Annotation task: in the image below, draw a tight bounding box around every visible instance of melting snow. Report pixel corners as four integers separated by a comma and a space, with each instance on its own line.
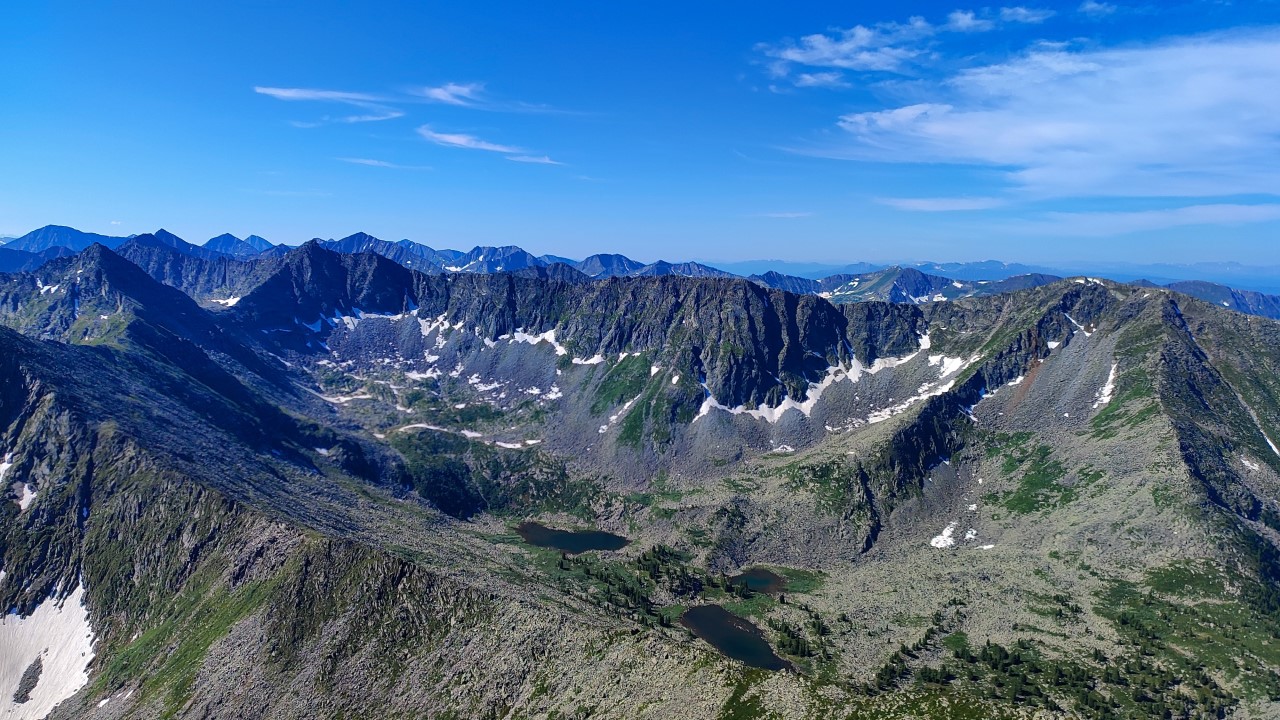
544, 385, 563, 400
1092, 363, 1118, 409
572, 354, 605, 365
770, 445, 796, 454
967, 503, 977, 511
1007, 376, 1024, 387
1064, 313, 1093, 337
4, 481, 22, 513
964, 529, 978, 541
0, 584, 96, 720
0, 453, 12, 484
928, 353, 976, 379
697, 333, 934, 425
511, 328, 568, 356
979, 544, 995, 550
930, 523, 957, 549
495, 441, 524, 449
1243, 458, 1260, 472
318, 392, 373, 404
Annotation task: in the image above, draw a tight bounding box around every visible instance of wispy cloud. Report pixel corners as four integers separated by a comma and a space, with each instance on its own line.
419, 82, 486, 106
254, 86, 403, 124
816, 30, 1280, 199
1078, 0, 1117, 17
1000, 7, 1055, 23
338, 158, 431, 170
109, 220, 122, 225
877, 197, 1006, 211
246, 189, 332, 197
945, 10, 995, 32
758, 17, 932, 75
417, 126, 522, 153
411, 81, 567, 114
793, 72, 850, 88
1014, 204, 1280, 236
759, 8, 1061, 87
755, 212, 813, 219
254, 87, 383, 103
507, 155, 563, 165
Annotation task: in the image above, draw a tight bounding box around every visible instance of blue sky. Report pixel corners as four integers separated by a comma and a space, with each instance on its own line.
2, 0, 1279, 264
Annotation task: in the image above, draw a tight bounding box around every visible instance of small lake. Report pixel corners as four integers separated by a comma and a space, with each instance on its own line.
681, 605, 789, 671
515, 521, 629, 553
729, 567, 788, 594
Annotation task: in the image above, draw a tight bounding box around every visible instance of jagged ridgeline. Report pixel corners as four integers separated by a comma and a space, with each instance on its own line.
1, 241, 1279, 719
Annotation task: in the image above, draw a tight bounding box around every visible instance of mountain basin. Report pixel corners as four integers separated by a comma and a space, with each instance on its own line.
515, 521, 629, 553
729, 567, 788, 594
680, 605, 790, 671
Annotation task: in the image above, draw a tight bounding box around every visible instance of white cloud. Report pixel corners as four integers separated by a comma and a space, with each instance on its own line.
254, 86, 403, 124
945, 10, 995, 32
1000, 7, 1055, 23
416, 126, 522, 153
506, 155, 563, 165
338, 158, 430, 170
109, 220, 122, 225
825, 30, 1280, 199
757, 17, 933, 74
1078, 0, 1117, 17
419, 82, 485, 106
1015, 204, 1280, 236
877, 197, 1006, 211
253, 87, 381, 103
794, 72, 850, 88
759, 8, 1049, 85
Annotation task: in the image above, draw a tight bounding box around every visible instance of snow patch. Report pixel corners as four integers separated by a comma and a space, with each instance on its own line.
1243, 458, 1260, 472
0, 584, 96, 720
964, 529, 978, 541
1064, 312, 1093, 337
318, 392, 373, 404
928, 353, 977, 379
697, 333, 935, 425
213, 296, 241, 307
572, 354, 605, 365
1007, 376, 1024, 387
979, 544, 995, 550
16, 481, 35, 509
930, 523, 957, 549
650, 365, 661, 377
495, 441, 525, 450
511, 328, 567, 356
1047, 341, 1060, 349
1092, 363, 1118, 409
0, 453, 12, 484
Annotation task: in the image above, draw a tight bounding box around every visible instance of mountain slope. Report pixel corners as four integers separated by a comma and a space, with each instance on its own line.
4, 225, 127, 253
1, 245, 1280, 719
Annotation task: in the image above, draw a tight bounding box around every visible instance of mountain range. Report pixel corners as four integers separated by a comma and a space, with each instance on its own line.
4, 225, 1280, 322
0, 236, 1279, 718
